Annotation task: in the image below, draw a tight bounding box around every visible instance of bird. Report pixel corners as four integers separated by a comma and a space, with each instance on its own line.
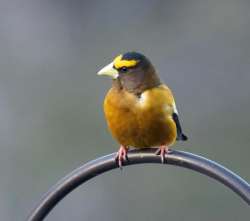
97, 52, 187, 167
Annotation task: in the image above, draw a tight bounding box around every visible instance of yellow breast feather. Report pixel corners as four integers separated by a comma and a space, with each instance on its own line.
104, 84, 177, 148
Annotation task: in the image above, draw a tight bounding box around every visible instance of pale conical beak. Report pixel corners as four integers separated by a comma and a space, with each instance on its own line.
97, 62, 119, 79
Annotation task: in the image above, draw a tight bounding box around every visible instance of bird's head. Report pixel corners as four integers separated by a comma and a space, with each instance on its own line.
97, 52, 161, 95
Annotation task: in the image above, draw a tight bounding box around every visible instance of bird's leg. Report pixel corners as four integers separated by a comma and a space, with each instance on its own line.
155, 145, 169, 163
116, 145, 129, 168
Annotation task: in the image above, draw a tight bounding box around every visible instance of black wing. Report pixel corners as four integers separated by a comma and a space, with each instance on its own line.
172, 112, 188, 141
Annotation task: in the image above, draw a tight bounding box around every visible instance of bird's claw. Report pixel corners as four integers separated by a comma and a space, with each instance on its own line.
115, 145, 128, 169
155, 145, 169, 163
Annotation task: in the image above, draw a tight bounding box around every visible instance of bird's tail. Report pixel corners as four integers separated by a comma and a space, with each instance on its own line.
177, 133, 188, 141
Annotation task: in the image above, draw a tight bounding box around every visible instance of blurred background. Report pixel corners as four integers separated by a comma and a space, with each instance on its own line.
1, 0, 250, 220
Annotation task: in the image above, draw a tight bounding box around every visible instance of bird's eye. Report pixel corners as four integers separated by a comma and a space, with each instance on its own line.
120, 66, 128, 72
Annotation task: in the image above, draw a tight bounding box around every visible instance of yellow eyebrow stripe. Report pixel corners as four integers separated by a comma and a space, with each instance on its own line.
113, 55, 139, 69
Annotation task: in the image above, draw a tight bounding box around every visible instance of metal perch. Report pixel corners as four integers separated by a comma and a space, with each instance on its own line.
27, 149, 250, 221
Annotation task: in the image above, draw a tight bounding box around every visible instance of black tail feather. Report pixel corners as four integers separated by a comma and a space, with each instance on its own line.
176, 133, 188, 141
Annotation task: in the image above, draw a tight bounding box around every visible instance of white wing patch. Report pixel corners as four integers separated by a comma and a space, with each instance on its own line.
138, 92, 147, 106
173, 101, 179, 114
138, 91, 151, 109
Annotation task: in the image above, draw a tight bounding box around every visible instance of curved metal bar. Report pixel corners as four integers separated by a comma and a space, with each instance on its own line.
27, 149, 250, 221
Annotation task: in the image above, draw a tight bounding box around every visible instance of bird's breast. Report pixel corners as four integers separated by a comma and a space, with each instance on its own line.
103, 85, 177, 147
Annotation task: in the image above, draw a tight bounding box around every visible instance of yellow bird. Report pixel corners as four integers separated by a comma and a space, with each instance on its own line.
98, 52, 187, 167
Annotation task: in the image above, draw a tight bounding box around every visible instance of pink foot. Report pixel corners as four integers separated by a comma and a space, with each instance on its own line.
116, 145, 128, 168
155, 145, 170, 163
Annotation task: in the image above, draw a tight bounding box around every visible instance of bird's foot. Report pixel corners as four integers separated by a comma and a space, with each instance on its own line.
155, 145, 170, 163
115, 145, 128, 169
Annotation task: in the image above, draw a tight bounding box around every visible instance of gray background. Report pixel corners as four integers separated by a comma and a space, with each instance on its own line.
1, 0, 250, 220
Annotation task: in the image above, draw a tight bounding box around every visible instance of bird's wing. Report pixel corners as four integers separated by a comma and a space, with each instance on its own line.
172, 102, 188, 141
157, 84, 188, 141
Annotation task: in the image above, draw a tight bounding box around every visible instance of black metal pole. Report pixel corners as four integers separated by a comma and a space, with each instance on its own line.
27, 149, 250, 221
